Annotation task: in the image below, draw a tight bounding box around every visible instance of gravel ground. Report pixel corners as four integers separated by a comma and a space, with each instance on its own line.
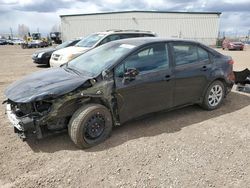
0, 45, 249, 188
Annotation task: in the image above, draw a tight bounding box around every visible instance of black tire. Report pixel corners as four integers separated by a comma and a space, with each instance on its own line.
201, 80, 225, 110
68, 104, 113, 149
46, 60, 50, 67
21, 44, 27, 49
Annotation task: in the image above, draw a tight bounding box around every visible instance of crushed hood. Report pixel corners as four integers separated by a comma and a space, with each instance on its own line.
5, 68, 92, 103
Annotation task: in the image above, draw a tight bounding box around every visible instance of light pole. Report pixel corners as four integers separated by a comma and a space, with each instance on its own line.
248, 30, 250, 43
10, 27, 13, 39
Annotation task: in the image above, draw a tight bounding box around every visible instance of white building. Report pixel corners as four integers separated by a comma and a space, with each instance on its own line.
60, 11, 221, 45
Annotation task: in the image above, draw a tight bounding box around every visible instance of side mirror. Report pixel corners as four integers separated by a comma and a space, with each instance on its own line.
123, 68, 139, 83
102, 70, 110, 79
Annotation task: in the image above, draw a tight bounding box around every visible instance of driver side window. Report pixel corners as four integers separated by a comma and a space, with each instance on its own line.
115, 43, 169, 77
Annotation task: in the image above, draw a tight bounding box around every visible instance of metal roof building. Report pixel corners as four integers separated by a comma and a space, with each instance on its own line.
60, 10, 221, 45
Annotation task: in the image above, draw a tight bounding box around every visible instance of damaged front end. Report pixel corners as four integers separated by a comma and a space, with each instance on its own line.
5, 100, 53, 139
4, 67, 117, 140
3, 67, 110, 139
4, 89, 95, 140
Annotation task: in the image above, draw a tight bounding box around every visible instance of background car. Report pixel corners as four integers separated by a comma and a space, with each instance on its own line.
32, 39, 80, 67
5, 38, 235, 148
222, 40, 244, 50
5, 39, 14, 45
0, 39, 8, 45
12, 39, 24, 45
27, 40, 48, 48
50, 30, 156, 67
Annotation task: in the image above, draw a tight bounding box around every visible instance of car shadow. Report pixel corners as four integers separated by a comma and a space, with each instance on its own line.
36, 65, 49, 68
27, 92, 250, 153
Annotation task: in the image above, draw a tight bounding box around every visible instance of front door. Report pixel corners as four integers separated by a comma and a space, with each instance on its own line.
114, 43, 174, 123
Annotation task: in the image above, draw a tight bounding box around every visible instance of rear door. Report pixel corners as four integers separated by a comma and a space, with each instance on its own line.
170, 42, 212, 106
114, 42, 174, 123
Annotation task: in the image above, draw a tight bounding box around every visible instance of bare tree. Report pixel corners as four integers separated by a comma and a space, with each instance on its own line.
18, 24, 30, 38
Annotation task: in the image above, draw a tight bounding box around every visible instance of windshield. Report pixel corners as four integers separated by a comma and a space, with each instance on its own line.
67, 42, 136, 76
56, 40, 72, 49
75, 34, 105, 48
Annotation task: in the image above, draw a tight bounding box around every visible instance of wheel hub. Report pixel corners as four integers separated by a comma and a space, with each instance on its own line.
85, 113, 105, 139
208, 84, 223, 107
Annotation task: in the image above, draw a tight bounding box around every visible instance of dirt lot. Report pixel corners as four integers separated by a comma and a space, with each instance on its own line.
0, 45, 250, 188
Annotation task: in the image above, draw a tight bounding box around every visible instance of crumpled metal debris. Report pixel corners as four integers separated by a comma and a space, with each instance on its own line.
233, 68, 250, 93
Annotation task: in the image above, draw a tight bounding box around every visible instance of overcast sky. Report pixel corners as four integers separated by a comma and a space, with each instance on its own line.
0, 0, 249, 37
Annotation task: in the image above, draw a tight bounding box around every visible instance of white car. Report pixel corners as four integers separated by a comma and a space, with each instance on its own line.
12, 39, 24, 45
49, 30, 156, 67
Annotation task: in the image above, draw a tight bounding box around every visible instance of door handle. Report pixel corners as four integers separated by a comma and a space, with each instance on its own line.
201, 66, 208, 71
164, 75, 171, 81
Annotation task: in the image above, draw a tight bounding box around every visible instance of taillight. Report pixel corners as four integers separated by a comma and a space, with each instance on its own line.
228, 60, 234, 65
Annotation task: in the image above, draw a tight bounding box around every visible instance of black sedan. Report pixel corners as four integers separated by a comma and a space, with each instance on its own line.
32, 39, 80, 66
0, 39, 7, 45
5, 38, 235, 148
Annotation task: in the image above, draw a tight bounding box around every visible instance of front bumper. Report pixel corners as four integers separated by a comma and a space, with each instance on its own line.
50, 58, 67, 67
32, 56, 49, 65
6, 104, 41, 139
6, 104, 25, 131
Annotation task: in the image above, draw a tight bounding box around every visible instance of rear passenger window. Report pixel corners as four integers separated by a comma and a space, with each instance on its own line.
172, 43, 199, 65
99, 34, 120, 45
140, 34, 155, 37
198, 47, 209, 61
119, 34, 139, 39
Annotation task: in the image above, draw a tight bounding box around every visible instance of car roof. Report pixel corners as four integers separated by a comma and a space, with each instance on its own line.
94, 30, 156, 35
111, 37, 201, 47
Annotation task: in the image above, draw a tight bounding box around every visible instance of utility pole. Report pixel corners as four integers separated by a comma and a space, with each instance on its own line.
10, 27, 13, 39
235, 30, 238, 39
248, 30, 250, 43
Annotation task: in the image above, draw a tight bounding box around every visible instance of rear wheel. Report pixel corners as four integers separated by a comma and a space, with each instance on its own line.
201, 81, 225, 110
68, 104, 112, 149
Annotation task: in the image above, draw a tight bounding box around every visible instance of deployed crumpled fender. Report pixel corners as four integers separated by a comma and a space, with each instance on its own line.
233, 68, 250, 93
234, 68, 250, 84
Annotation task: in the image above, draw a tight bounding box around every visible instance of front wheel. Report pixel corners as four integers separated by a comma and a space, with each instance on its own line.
201, 81, 225, 110
68, 104, 113, 149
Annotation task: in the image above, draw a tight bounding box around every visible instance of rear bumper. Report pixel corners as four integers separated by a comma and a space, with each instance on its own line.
225, 80, 234, 95
228, 46, 244, 50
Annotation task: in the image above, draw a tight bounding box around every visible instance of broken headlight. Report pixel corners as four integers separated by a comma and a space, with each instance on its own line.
11, 103, 33, 117
35, 101, 52, 113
